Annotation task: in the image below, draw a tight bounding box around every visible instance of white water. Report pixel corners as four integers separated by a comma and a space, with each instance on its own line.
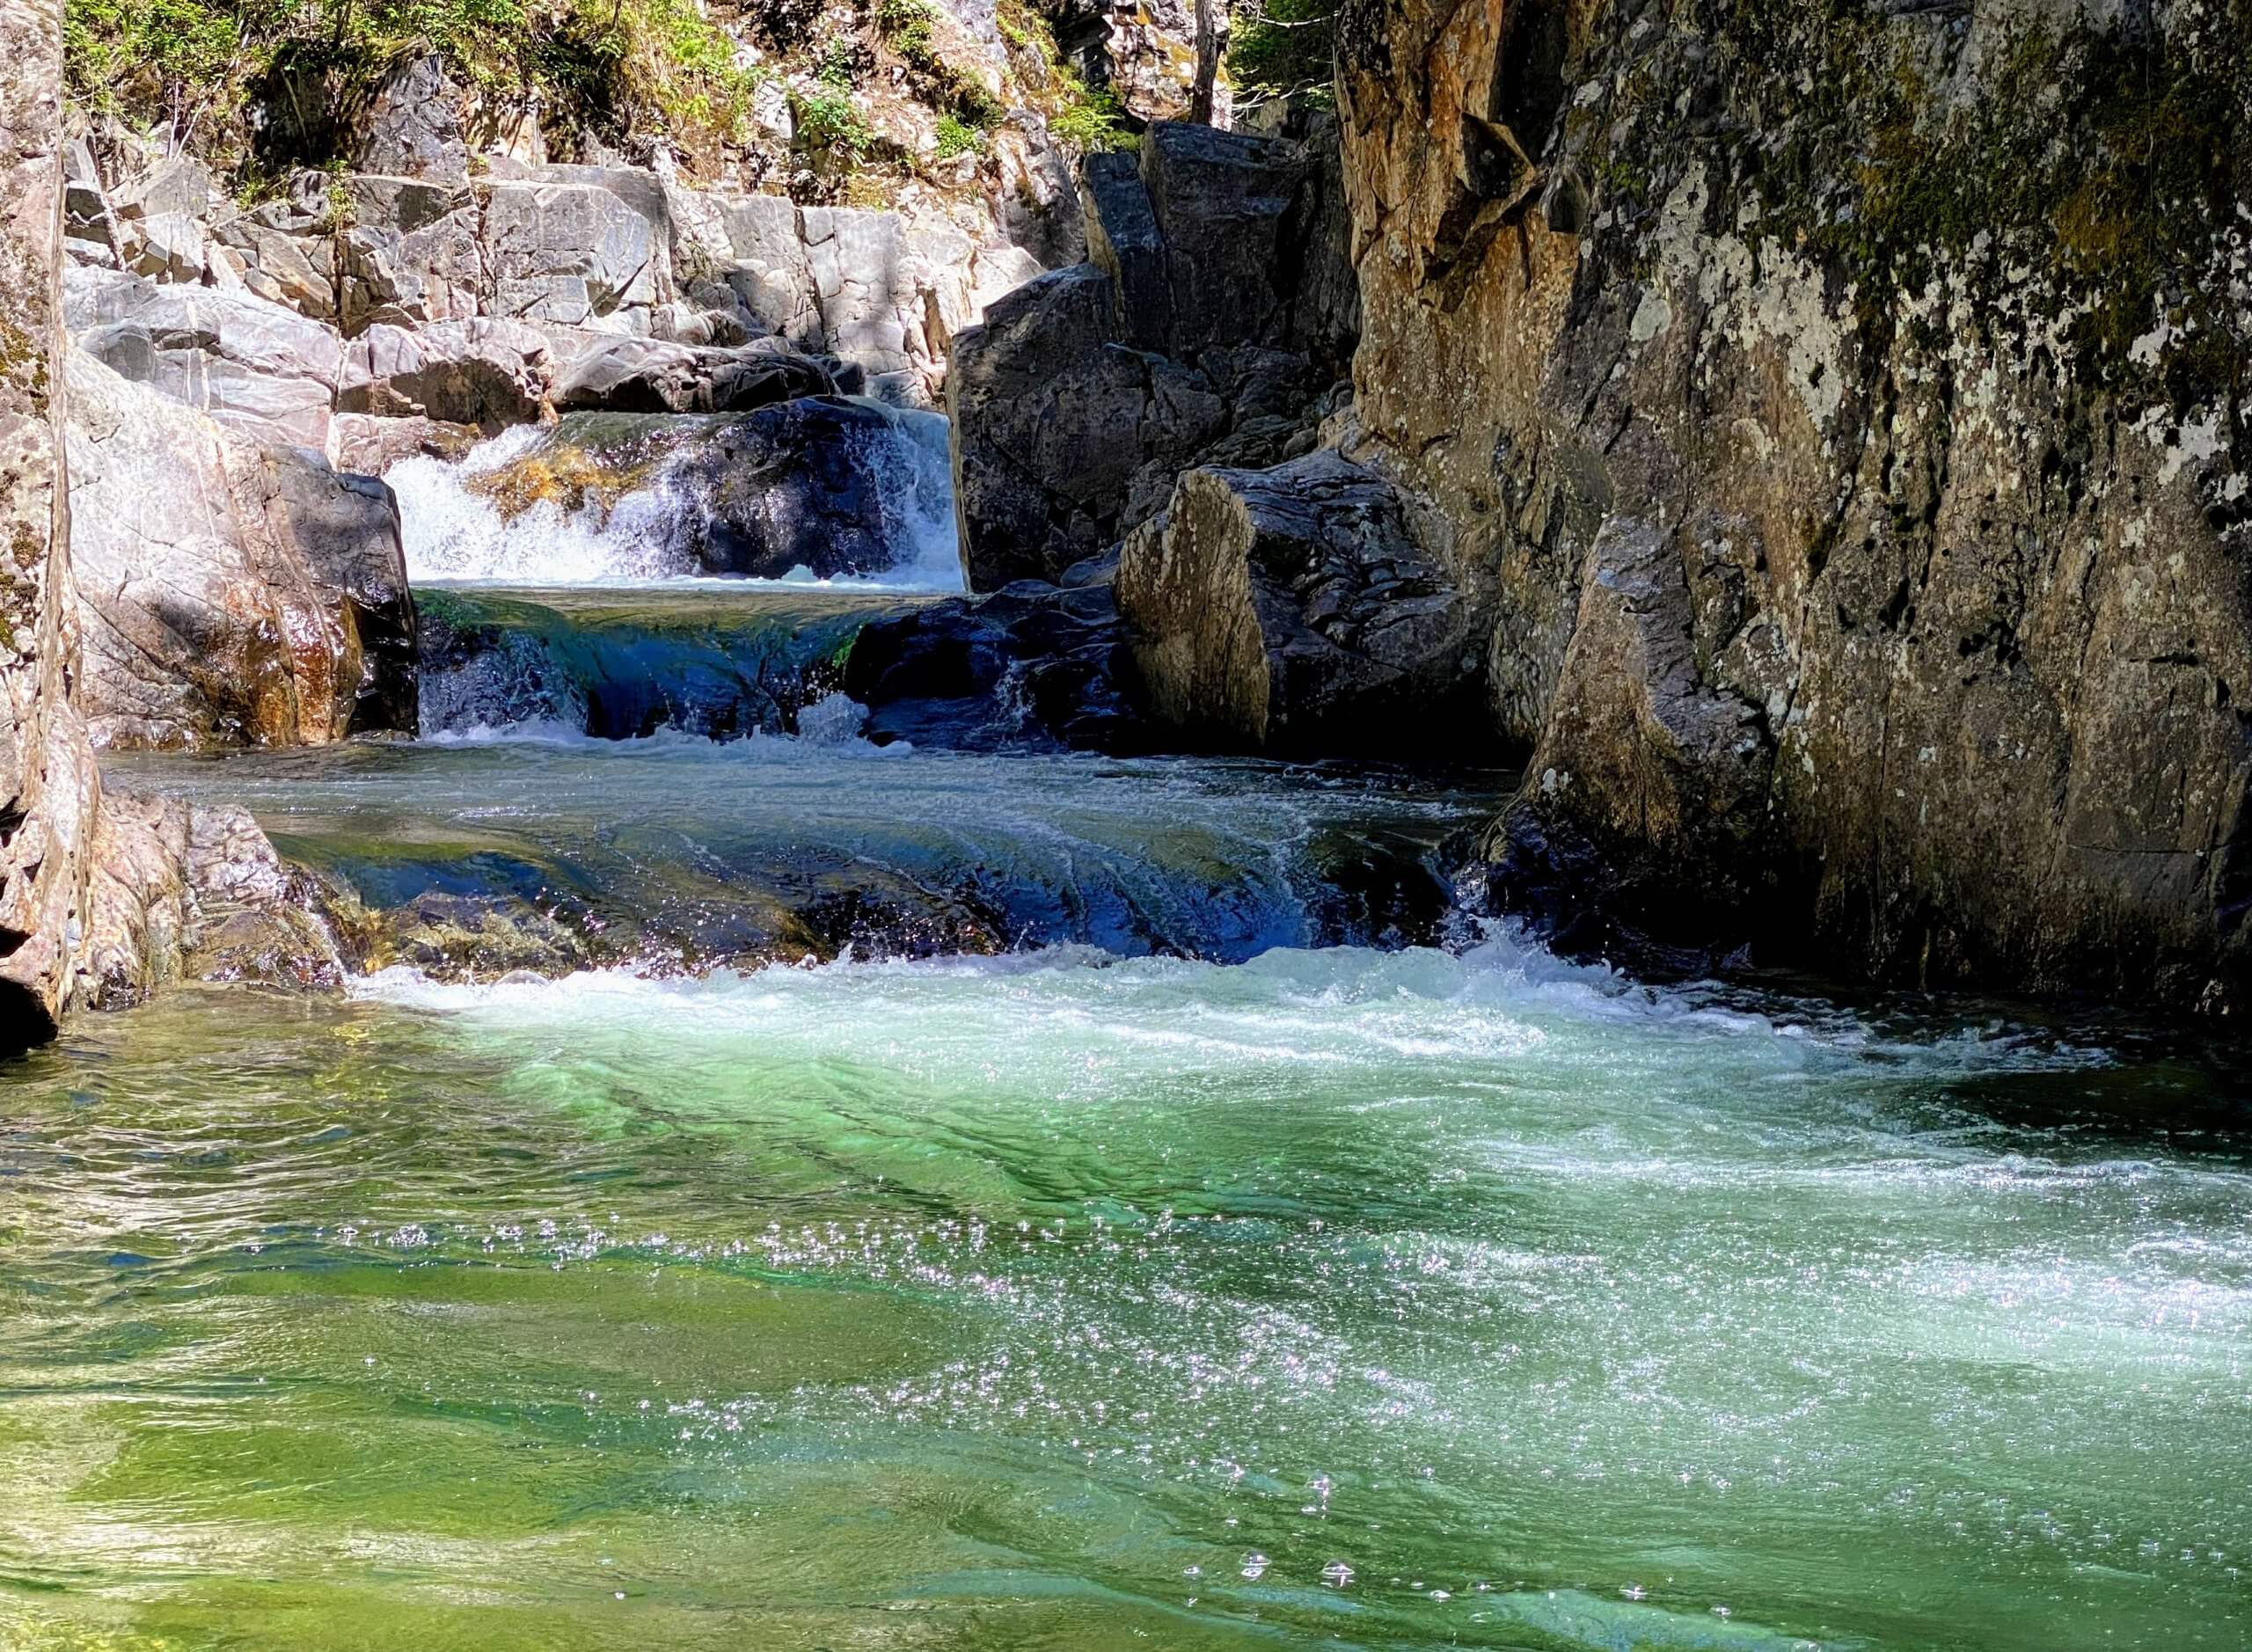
386, 400, 965, 591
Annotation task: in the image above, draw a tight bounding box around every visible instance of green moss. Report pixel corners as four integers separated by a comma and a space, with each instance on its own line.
1656, 0, 2251, 408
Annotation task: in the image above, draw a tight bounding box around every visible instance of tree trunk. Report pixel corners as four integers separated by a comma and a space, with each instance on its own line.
1189, 0, 1220, 123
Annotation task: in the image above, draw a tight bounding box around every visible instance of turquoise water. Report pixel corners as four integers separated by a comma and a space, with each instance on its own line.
3, 903, 2247, 1649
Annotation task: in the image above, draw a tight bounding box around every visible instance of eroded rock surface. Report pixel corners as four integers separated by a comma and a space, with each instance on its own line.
1118, 451, 1488, 757
949, 118, 1359, 588
66, 353, 415, 750
1334, 0, 2252, 1005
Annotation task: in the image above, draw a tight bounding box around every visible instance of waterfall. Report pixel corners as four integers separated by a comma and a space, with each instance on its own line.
384, 399, 966, 591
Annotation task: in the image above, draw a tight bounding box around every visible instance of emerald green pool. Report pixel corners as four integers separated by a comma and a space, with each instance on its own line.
3, 915, 2246, 1649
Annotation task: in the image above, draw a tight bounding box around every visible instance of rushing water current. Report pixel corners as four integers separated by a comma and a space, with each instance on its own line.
4, 574, 2250, 1649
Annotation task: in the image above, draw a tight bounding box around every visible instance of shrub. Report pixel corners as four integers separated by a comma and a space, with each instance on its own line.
932, 113, 983, 158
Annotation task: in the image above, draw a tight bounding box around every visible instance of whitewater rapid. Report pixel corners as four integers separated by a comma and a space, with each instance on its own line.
384, 399, 966, 591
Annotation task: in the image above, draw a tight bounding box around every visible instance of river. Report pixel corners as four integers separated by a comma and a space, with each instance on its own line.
1, 425, 2246, 1651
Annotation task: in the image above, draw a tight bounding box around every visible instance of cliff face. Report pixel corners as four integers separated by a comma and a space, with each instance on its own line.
1336, 0, 2252, 1006
0, 0, 102, 1042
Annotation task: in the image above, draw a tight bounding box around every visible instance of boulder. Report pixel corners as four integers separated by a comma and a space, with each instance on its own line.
83, 792, 343, 1009
340, 317, 554, 428
990, 116, 1086, 272
481, 175, 668, 324
1116, 451, 1491, 757
127, 208, 206, 281
355, 55, 471, 185
110, 152, 212, 223
338, 175, 485, 331
65, 352, 415, 750
947, 121, 1362, 590
550, 335, 833, 414
65, 265, 342, 450
719, 194, 822, 342
211, 206, 338, 319
1137, 121, 1307, 359
659, 397, 940, 578
947, 266, 1151, 587
801, 206, 917, 379
333, 410, 483, 474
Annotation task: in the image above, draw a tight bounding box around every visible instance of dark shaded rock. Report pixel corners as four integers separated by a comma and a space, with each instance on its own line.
671, 398, 918, 577
1138, 121, 1309, 358
1082, 150, 1168, 351
947, 266, 1155, 588
845, 580, 1154, 753
1116, 450, 1491, 757
552, 335, 835, 413
1328, 0, 2252, 1010
356, 55, 471, 185
340, 318, 554, 428
948, 121, 1362, 593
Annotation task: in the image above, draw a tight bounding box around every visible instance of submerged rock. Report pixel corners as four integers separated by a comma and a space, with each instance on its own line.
415, 586, 907, 741
845, 577, 1153, 752
1116, 452, 1490, 757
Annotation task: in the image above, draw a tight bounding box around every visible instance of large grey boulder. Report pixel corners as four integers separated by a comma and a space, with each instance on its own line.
340, 318, 554, 428
719, 194, 822, 342
482, 176, 667, 324
210, 193, 339, 320
550, 335, 833, 414
801, 207, 917, 379
333, 410, 482, 474
1116, 451, 1488, 756
110, 153, 212, 225
65, 265, 342, 450
65, 352, 414, 750
338, 175, 485, 332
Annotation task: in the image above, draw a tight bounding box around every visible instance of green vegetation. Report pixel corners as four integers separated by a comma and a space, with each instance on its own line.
1226, 0, 1335, 113
876, 0, 1005, 135
790, 85, 875, 162
932, 113, 984, 159
992, 0, 1133, 151
62, 0, 764, 175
